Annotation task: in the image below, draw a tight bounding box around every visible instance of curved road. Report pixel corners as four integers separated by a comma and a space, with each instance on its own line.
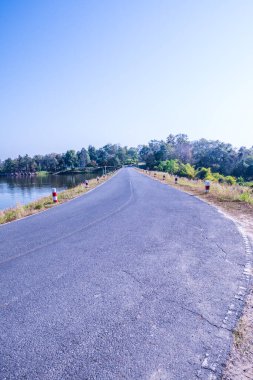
0, 168, 249, 379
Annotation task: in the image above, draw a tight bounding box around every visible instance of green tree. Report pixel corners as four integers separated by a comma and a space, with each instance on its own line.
64, 150, 78, 169
3, 158, 16, 173
77, 148, 90, 168
88, 145, 97, 162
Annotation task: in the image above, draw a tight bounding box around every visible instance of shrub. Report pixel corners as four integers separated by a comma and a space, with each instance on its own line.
34, 204, 43, 210
178, 163, 196, 179
224, 176, 237, 185
157, 162, 166, 171
237, 176, 245, 185
211, 172, 225, 182
239, 191, 253, 204
164, 159, 180, 174
3, 209, 17, 222
196, 167, 212, 180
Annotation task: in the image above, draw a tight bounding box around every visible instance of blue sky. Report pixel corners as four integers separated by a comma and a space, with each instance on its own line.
0, 0, 253, 159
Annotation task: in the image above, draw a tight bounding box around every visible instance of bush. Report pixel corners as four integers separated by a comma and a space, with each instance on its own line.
157, 162, 166, 171
239, 191, 253, 204
211, 172, 224, 182
177, 163, 196, 179
34, 204, 43, 210
237, 177, 245, 185
196, 167, 212, 180
3, 209, 17, 222
157, 159, 180, 175
224, 176, 237, 185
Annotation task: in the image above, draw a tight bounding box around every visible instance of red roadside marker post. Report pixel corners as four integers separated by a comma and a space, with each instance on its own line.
52, 188, 58, 203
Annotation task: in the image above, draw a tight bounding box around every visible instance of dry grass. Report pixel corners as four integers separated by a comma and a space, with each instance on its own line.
143, 170, 253, 204
0, 174, 114, 225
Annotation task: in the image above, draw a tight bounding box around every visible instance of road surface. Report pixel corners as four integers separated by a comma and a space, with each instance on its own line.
0, 168, 250, 379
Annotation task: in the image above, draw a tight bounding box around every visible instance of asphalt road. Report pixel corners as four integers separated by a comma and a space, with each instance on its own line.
0, 168, 249, 379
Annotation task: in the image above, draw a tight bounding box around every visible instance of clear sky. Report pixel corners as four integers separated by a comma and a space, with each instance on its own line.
0, 0, 253, 159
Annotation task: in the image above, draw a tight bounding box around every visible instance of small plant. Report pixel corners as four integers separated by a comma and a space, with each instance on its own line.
3, 209, 17, 222
34, 203, 43, 210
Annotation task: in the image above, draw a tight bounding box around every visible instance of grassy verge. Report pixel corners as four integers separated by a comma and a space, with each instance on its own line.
142, 170, 253, 204
0, 173, 114, 225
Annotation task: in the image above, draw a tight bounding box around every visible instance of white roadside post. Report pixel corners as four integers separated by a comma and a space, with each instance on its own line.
205, 180, 210, 193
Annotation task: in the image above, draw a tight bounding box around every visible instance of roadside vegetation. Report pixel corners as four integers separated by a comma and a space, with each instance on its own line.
144, 169, 253, 205
0, 174, 113, 225
139, 135, 253, 182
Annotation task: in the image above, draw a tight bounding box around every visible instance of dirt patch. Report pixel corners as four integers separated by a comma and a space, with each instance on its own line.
222, 289, 253, 380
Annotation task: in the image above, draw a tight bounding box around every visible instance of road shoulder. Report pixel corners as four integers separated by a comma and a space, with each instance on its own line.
139, 169, 253, 379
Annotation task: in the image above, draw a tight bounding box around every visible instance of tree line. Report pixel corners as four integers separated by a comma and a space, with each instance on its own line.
1, 135, 253, 181
0, 145, 138, 174
139, 134, 253, 182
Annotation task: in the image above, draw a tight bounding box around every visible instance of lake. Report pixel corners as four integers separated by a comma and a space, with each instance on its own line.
0, 171, 103, 211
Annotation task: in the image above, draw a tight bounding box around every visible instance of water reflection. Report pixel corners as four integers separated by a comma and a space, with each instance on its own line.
0, 171, 103, 210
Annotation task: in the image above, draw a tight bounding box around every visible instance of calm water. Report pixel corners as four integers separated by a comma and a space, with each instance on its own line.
0, 171, 103, 210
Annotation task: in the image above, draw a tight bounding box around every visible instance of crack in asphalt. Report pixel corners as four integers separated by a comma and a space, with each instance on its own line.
197, 226, 245, 269
214, 242, 228, 258
121, 269, 231, 333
